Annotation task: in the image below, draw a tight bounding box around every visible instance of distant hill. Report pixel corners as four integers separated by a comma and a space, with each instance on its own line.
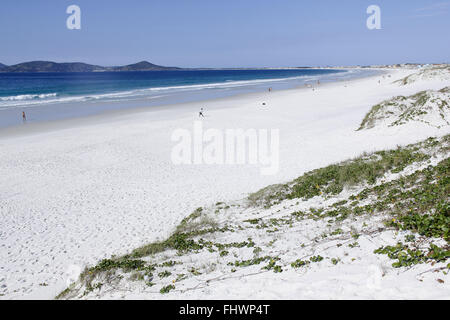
3, 61, 104, 73
111, 61, 180, 71
0, 60, 181, 73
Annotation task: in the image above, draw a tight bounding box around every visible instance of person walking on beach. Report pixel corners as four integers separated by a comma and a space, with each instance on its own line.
199, 108, 205, 118
22, 111, 26, 123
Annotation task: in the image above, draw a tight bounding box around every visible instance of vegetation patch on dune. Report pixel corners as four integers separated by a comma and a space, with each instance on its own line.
357, 87, 449, 130
248, 138, 438, 208
395, 65, 450, 86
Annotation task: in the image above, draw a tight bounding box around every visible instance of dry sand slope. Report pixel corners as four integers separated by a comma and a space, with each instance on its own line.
0, 67, 449, 299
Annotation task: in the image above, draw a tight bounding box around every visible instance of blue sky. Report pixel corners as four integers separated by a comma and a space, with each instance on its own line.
0, 0, 449, 67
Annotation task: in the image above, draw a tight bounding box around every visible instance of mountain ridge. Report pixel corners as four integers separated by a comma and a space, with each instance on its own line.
0, 60, 181, 73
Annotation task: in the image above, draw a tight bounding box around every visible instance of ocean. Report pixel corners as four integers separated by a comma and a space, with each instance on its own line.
0, 68, 379, 128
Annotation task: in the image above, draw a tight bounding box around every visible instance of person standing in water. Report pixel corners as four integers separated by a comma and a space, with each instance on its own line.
22, 111, 26, 123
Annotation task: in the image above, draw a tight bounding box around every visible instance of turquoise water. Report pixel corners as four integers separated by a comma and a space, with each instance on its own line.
0, 68, 378, 128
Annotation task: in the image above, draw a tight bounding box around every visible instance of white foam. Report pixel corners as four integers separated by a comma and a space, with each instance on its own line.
0, 93, 58, 101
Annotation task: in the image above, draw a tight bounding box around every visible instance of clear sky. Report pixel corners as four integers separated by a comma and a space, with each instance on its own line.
0, 0, 449, 67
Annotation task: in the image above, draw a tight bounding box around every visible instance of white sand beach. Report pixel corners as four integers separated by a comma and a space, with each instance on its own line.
1, 67, 449, 299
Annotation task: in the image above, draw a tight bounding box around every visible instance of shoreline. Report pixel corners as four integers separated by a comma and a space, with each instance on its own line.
0, 68, 386, 139
0, 68, 352, 130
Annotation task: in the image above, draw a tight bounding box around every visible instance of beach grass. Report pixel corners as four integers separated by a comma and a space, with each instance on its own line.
56, 134, 449, 299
